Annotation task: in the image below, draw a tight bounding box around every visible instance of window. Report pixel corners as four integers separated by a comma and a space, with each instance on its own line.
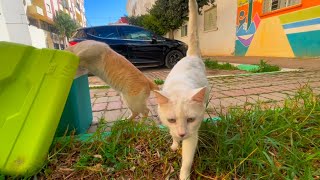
263, 0, 301, 14
87, 26, 120, 39
76, 2, 80, 11
72, 29, 87, 38
181, 25, 187, 37
28, 17, 39, 27
204, 6, 217, 31
61, 0, 69, 9
40, 20, 50, 31
119, 26, 152, 40
46, 3, 51, 13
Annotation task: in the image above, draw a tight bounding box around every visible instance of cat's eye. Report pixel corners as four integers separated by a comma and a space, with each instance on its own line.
187, 118, 196, 123
168, 118, 176, 123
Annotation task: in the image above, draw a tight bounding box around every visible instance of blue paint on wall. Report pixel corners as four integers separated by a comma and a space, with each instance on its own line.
287, 30, 320, 57
235, 40, 248, 56
283, 18, 320, 29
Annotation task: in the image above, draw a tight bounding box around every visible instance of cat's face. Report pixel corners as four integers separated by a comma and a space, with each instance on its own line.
155, 87, 206, 140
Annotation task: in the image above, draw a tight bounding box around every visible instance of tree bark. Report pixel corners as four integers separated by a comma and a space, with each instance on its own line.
168, 30, 175, 39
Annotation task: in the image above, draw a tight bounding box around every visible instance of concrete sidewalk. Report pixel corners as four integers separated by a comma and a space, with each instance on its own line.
88, 69, 320, 132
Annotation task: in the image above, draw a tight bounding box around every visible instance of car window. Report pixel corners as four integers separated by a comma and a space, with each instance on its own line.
119, 26, 152, 40
87, 26, 120, 39
156, 35, 166, 41
72, 29, 87, 38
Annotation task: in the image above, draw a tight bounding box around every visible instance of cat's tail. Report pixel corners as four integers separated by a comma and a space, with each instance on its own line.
187, 0, 201, 57
148, 79, 160, 90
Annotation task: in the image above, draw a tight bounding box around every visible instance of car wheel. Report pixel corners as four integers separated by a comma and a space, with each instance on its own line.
165, 50, 183, 69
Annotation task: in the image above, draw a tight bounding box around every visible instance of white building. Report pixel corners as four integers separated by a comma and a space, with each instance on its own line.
126, 0, 237, 56
0, 0, 86, 49
126, 0, 156, 16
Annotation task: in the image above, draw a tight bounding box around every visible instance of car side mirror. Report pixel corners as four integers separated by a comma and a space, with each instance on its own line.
151, 35, 157, 44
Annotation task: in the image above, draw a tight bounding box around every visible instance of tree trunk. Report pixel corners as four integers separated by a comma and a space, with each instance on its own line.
58, 36, 62, 50
62, 37, 66, 49
168, 30, 174, 39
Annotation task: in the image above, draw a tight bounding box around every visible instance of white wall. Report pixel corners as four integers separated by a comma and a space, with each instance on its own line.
127, 0, 156, 16
0, 2, 10, 41
0, 0, 32, 45
28, 25, 47, 48
173, 0, 237, 56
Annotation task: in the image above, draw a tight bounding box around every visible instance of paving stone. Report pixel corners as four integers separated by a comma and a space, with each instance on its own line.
88, 69, 320, 133
92, 103, 107, 112
107, 91, 118, 97
92, 111, 105, 124
95, 97, 109, 104
107, 101, 122, 110
108, 96, 121, 102
87, 124, 98, 133
104, 109, 126, 122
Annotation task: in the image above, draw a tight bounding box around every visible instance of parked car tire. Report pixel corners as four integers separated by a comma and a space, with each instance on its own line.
165, 50, 184, 69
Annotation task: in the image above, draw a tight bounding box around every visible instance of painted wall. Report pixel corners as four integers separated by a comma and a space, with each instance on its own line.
235, 0, 320, 57
174, 0, 238, 56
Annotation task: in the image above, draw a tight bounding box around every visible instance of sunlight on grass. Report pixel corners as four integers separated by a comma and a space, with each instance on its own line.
5, 86, 319, 179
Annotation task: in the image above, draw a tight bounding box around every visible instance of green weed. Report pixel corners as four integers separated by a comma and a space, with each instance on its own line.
154, 78, 165, 85
251, 60, 281, 73
89, 85, 110, 89
204, 59, 239, 70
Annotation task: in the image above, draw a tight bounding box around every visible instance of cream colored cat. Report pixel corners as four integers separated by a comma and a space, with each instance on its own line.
66, 40, 159, 120
153, 0, 208, 179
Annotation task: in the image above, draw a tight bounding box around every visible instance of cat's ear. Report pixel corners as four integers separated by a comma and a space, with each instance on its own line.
154, 90, 169, 104
191, 87, 207, 103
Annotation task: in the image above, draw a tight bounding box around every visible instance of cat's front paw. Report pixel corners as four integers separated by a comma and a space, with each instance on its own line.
170, 141, 179, 151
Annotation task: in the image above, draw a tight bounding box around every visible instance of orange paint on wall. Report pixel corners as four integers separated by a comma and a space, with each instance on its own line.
237, 1, 262, 26
259, 0, 320, 19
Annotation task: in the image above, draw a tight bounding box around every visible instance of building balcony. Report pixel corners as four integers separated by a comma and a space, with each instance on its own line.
27, 5, 54, 24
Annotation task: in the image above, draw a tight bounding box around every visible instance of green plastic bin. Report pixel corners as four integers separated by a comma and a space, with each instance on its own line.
56, 72, 93, 137
0, 42, 79, 176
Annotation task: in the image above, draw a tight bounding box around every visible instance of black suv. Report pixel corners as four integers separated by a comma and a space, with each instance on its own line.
70, 24, 188, 68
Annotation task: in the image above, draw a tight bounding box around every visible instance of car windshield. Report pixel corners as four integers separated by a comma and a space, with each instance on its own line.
119, 26, 153, 40
87, 26, 120, 39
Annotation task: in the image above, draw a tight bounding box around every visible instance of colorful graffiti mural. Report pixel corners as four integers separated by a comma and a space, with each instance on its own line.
235, 0, 320, 57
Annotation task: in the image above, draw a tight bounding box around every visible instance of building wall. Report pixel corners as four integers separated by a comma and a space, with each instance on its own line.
0, 0, 32, 45
173, 0, 237, 56
0, 2, 10, 42
235, 0, 320, 57
126, 0, 156, 16
1, 0, 86, 49
127, 0, 237, 56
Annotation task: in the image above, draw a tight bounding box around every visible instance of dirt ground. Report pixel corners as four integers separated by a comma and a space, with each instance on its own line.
210, 56, 320, 70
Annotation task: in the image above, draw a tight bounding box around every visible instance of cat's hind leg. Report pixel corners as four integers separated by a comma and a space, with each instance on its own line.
122, 92, 149, 120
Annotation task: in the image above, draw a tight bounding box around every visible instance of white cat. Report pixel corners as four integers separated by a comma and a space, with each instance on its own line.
153, 0, 208, 179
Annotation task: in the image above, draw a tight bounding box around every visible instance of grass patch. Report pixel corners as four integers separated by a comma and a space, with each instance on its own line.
89, 85, 110, 89
251, 60, 281, 73
154, 78, 165, 85
3, 86, 320, 179
205, 59, 239, 70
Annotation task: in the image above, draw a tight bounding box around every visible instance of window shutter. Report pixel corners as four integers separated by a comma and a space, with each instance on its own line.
279, 0, 287, 9
204, 7, 217, 31
263, 0, 271, 14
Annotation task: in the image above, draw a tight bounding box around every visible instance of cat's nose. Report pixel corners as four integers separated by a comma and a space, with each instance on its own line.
179, 133, 186, 138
